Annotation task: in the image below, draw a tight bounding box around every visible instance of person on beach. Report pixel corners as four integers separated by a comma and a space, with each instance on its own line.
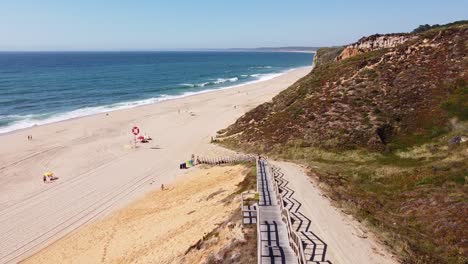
43, 175, 47, 183
161, 184, 164, 190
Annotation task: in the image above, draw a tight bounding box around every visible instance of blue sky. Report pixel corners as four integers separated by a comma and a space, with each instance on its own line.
0, 0, 466, 51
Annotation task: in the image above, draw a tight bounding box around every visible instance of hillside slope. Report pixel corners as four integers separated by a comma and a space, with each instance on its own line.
222, 24, 466, 151
219, 22, 467, 263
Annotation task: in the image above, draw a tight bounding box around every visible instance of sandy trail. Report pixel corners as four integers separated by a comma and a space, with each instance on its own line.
272, 161, 397, 264
0, 67, 311, 263
21, 165, 248, 264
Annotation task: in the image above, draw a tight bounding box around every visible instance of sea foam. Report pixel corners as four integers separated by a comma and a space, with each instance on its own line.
0, 68, 302, 134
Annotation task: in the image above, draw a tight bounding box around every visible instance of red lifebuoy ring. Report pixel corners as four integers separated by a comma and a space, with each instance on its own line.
132, 126, 140, 135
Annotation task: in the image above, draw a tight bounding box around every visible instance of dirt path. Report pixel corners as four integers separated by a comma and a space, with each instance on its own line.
272, 161, 398, 264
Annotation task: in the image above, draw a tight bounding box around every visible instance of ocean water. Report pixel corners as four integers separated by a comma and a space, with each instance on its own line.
0, 51, 313, 133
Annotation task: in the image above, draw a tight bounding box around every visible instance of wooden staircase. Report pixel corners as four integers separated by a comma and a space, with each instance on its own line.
257, 159, 298, 264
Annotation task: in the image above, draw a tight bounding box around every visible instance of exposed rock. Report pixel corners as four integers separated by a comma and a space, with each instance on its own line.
336, 34, 415, 61
448, 136, 464, 149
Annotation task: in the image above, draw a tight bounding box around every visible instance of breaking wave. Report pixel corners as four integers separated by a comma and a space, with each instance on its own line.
0, 68, 304, 134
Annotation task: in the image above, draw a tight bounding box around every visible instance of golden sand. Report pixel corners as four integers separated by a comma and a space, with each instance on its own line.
22, 165, 247, 264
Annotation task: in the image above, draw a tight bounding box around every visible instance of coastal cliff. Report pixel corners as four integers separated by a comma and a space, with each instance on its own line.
219, 21, 468, 263
336, 33, 414, 61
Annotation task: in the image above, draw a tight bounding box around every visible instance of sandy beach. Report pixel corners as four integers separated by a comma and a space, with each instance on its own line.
21, 165, 250, 264
0, 67, 311, 263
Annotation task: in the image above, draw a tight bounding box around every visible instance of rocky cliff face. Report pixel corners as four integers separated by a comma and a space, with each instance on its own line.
336, 33, 414, 61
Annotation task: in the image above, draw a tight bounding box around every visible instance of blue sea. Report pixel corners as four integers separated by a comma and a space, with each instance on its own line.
0, 51, 313, 133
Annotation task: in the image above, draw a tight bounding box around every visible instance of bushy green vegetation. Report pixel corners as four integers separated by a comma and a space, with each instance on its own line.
412, 20, 468, 33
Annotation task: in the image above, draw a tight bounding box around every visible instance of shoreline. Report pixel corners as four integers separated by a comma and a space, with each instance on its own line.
0, 66, 311, 136
0, 66, 311, 263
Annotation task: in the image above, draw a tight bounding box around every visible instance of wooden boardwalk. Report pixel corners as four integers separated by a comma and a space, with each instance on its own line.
257, 159, 298, 264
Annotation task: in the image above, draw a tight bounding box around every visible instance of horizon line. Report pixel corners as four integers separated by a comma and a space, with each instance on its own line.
0, 47, 321, 53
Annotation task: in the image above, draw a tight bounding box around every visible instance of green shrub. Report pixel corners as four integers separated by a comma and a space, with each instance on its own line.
441, 79, 468, 121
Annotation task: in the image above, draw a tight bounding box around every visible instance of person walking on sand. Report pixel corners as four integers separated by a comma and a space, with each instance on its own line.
161, 184, 165, 191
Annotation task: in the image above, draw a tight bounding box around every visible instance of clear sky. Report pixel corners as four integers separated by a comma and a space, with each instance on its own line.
0, 0, 466, 51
